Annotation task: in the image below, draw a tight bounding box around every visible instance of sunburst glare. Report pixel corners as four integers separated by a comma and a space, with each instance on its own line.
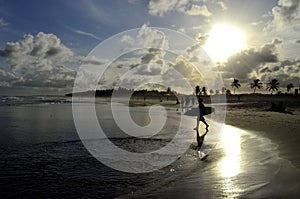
203, 24, 246, 63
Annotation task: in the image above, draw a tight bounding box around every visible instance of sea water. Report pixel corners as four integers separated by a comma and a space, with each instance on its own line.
0, 96, 299, 198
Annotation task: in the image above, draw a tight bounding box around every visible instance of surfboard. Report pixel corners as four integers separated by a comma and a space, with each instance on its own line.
184, 107, 215, 116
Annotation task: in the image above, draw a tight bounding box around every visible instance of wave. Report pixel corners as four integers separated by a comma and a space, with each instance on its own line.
0, 95, 72, 106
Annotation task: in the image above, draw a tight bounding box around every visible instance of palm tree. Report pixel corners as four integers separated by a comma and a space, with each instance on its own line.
286, 83, 294, 94
266, 79, 280, 94
231, 78, 241, 94
250, 79, 263, 94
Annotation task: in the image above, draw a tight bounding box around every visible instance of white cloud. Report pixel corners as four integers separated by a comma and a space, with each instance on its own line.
137, 24, 169, 49
0, 69, 19, 86
148, 0, 212, 17
148, 0, 178, 16
195, 33, 209, 45
120, 35, 135, 45
0, 32, 76, 88
271, 0, 300, 28
186, 5, 212, 16
1, 32, 73, 71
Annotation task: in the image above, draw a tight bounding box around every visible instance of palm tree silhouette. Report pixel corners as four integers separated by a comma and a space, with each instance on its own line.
286, 83, 294, 94
267, 79, 280, 94
250, 79, 263, 94
231, 78, 241, 94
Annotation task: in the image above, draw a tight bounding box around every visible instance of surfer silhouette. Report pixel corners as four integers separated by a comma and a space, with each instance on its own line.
195, 96, 209, 130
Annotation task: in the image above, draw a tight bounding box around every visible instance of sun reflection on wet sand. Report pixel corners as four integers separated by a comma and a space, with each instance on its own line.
220, 125, 242, 177
219, 125, 243, 197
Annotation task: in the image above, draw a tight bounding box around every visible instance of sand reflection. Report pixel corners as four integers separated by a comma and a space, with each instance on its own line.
220, 125, 241, 178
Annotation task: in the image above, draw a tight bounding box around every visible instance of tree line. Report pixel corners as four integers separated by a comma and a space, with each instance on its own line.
231, 78, 296, 94
194, 78, 297, 96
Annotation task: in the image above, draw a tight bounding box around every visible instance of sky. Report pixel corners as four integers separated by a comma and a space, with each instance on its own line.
0, 0, 299, 95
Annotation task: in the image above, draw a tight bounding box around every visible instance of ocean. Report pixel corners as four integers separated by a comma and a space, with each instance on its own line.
0, 96, 299, 198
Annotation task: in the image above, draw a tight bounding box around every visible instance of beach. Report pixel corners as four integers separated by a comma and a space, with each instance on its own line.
225, 102, 300, 169
0, 96, 299, 198
142, 99, 300, 198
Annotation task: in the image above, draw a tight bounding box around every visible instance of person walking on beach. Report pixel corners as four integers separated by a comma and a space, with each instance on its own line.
195, 96, 209, 130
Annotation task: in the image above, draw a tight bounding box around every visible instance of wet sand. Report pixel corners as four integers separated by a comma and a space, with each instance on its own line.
127, 98, 300, 198
224, 103, 300, 169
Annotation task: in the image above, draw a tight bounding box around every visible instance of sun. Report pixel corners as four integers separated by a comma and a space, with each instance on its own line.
203, 24, 246, 63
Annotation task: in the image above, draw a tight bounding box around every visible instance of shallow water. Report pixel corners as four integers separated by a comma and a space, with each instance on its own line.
0, 97, 299, 198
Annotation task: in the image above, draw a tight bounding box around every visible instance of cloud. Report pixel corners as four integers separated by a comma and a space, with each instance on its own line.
1, 32, 73, 69
0, 69, 19, 86
120, 24, 169, 51
79, 56, 109, 65
271, 0, 300, 28
186, 5, 212, 16
0, 18, 8, 26
250, 58, 300, 87
219, 39, 282, 81
141, 48, 165, 64
217, 1, 227, 11
134, 63, 162, 76
73, 29, 101, 40
137, 24, 169, 49
195, 33, 209, 45
148, 0, 212, 17
0, 32, 76, 88
148, 0, 179, 16
120, 35, 135, 45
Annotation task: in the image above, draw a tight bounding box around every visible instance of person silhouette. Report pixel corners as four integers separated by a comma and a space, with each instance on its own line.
195, 96, 209, 130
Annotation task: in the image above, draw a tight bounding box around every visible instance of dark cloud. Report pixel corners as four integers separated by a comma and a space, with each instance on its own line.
45, 47, 63, 58
140, 48, 165, 64
250, 58, 300, 88
220, 39, 282, 81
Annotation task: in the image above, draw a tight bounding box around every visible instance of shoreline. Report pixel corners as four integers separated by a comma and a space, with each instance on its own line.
224, 104, 300, 169
126, 98, 300, 169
